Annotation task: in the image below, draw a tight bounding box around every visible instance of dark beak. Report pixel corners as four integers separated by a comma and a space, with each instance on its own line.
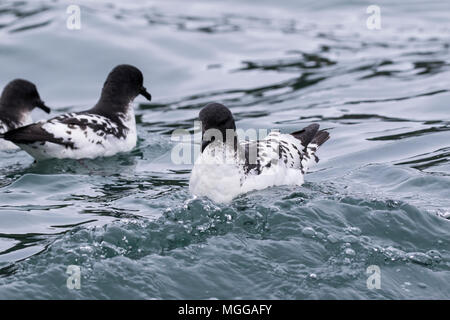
201, 140, 211, 153
201, 133, 215, 152
36, 100, 51, 114
140, 87, 152, 101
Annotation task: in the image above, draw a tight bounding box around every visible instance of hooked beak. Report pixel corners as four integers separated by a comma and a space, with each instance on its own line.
201, 140, 213, 153
36, 100, 51, 114
140, 87, 152, 101
201, 133, 215, 152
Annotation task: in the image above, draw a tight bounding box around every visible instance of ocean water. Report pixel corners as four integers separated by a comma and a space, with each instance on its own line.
0, 0, 449, 299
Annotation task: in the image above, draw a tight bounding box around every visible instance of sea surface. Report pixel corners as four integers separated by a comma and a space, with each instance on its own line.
0, 0, 449, 299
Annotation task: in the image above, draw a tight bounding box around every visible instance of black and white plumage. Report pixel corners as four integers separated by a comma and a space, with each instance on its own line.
189, 103, 330, 203
0, 79, 50, 150
0, 65, 151, 160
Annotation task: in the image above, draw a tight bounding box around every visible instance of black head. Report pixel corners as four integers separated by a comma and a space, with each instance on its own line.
199, 103, 236, 152
97, 65, 151, 109
0, 79, 50, 117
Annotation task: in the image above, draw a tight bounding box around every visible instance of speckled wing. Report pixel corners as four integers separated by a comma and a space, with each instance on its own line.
242, 124, 329, 176
2, 112, 124, 149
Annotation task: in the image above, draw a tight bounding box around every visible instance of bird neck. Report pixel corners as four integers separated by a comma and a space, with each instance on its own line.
0, 101, 28, 128
90, 96, 133, 118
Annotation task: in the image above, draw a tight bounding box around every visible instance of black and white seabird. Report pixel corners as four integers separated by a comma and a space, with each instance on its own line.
0, 64, 151, 160
0, 79, 50, 150
189, 103, 330, 203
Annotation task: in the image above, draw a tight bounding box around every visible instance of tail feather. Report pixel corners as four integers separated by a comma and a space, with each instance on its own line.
310, 130, 330, 147
291, 123, 330, 149
294, 124, 330, 170
291, 123, 320, 148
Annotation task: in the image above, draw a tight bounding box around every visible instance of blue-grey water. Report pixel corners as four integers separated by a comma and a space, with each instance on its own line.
0, 0, 449, 299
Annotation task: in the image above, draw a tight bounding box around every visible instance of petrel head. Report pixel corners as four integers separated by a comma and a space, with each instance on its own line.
100, 64, 151, 104
199, 102, 236, 152
0, 79, 51, 116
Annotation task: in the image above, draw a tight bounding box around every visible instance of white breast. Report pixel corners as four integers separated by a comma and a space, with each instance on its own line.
189, 142, 243, 203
